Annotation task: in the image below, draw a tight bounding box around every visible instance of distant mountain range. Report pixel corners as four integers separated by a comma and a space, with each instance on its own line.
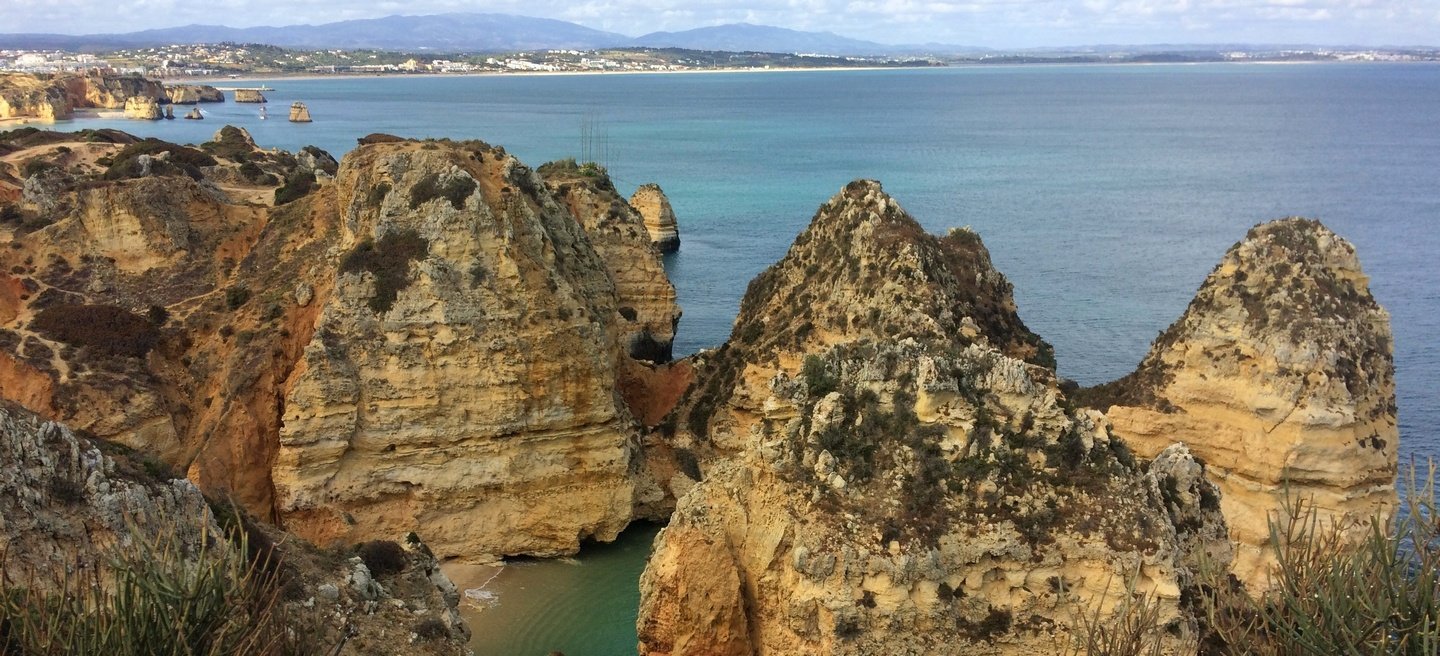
0, 13, 970, 56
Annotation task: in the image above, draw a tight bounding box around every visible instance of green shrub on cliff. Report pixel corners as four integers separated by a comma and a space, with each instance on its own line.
0, 512, 288, 656
30, 304, 159, 358
409, 172, 476, 210
273, 171, 315, 206
340, 229, 429, 314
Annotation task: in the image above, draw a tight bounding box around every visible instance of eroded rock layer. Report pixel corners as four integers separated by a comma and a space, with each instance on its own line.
1083, 218, 1397, 588
630, 183, 680, 253
272, 141, 646, 560
1, 129, 662, 560
539, 161, 681, 363
638, 183, 1232, 655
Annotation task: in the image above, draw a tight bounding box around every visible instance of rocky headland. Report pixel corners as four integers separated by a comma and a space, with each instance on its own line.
0, 126, 1400, 654
0, 72, 170, 121
1078, 218, 1397, 589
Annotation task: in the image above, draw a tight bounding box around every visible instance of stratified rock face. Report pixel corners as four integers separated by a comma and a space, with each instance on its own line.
639, 338, 1229, 655
1087, 218, 1397, 589
630, 183, 680, 253
166, 84, 224, 104
1, 72, 166, 121
123, 96, 163, 120
681, 180, 1054, 453
540, 161, 681, 363
638, 183, 1231, 655
0, 400, 216, 578
0, 73, 73, 120
273, 141, 642, 560
289, 102, 313, 123
233, 89, 267, 103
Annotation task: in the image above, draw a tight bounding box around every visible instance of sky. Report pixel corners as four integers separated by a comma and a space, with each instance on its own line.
2, 0, 1438, 47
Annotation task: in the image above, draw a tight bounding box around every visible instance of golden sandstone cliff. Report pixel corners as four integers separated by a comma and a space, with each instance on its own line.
0, 72, 169, 121
1081, 218, 1397, 589
630, 183, 681, 253
0, 124, 1401, 654
0, 127, 677, 561
637, 181, 1234, 655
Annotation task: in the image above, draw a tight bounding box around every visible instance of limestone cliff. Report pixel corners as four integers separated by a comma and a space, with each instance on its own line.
0, 73, 72, 120
1, 72, 167, 121
0, 401, 471, 655
166, 84, 225, 104
678, 180, 1053, 454
638, 183, 1231, 654
539, 160, 681, 363
273, 140, 648, 560
0, 129, 679, 561
123, 96, 163, 120
234, 89, 267, 103
630, 183, 680, 253
1082, 218, 1397, 589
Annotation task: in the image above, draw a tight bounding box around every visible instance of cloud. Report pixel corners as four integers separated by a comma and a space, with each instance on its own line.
0, 0, 1435, 46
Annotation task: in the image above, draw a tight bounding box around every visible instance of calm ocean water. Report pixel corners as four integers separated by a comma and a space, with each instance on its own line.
73, 63, 1440, 655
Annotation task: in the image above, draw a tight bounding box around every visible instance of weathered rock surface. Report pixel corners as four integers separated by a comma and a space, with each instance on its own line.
1082, 218, 1397, 589
1, 72, 167, 121
678, 180, 1053, 454
637, 182, 1231, 655
234, 89, 267, 103
630, 183, 680, 253
123, 96, 163, 120
166, 84, 224, 104
0, 401, 471, 655
0, 130, 680, 561
289, 101, 313, 122
540, 160, 681, 363
0, 73, 72, 120
184, 107, 204, 119
272, 141, 649, 560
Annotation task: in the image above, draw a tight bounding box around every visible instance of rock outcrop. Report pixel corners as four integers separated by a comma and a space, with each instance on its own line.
166, 84, 224, 104
184, 107, 204, 119
540, 160, 681, 363
289, 101, 313, 122
124, 96, 163, 120
234, 89, 267, 103
638, 182, 1231, 655
0, 131, 677, 561
1082, 218, 1397, 589
630, 183, 680, 253
0, 401, 471, 655
1, 72, 168, 121
0, 73, 72, 120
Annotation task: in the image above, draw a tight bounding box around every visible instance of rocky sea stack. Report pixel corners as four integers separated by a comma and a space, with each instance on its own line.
637, 181, 1235, 655
1081, 217, 1397, 588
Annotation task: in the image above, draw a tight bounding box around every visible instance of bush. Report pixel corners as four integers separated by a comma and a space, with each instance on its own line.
1195, 469, 1440, 656
225, 285, 251, 310
0, 510, 286, 656
340, 230, 429, 314
273, 171, 315, 206
409, 172, 476, 210
30, 304, 159, 358
357, 540, 407, 577
103, 139, 216, 181
411, 618, 449, 641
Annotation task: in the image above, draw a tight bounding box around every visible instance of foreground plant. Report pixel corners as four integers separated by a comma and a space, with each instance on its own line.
1, 510, 286, 656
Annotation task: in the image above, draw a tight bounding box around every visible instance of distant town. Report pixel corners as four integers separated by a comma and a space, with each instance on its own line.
2, 42, 1437, 79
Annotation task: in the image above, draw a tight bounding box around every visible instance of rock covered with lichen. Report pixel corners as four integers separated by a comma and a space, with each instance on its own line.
1085, 217, 1397, 589
637, 182, 1230, 655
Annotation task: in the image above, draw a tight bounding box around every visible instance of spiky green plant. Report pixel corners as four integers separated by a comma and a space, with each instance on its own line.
1067, 569, 1182, 656
1198, 463, 1440, 656
1, 511, 285, 656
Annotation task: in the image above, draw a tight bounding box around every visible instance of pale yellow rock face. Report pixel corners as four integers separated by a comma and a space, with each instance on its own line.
541, 164, 681, 363
123, 96, 163, 120
641, 183, 1230, 655
630, 183, 680, 253
640, 341, 1228, 656
1094, 218, 1397, 590
274, 142, 642, 560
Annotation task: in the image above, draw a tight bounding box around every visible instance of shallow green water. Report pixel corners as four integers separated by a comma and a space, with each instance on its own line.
444, 523, 662, 656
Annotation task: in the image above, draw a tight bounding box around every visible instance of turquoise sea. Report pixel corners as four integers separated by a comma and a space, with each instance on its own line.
71, 63, 1440, 655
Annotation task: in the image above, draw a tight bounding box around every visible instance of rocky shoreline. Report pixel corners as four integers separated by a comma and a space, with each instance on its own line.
0, 126, 1401, 655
